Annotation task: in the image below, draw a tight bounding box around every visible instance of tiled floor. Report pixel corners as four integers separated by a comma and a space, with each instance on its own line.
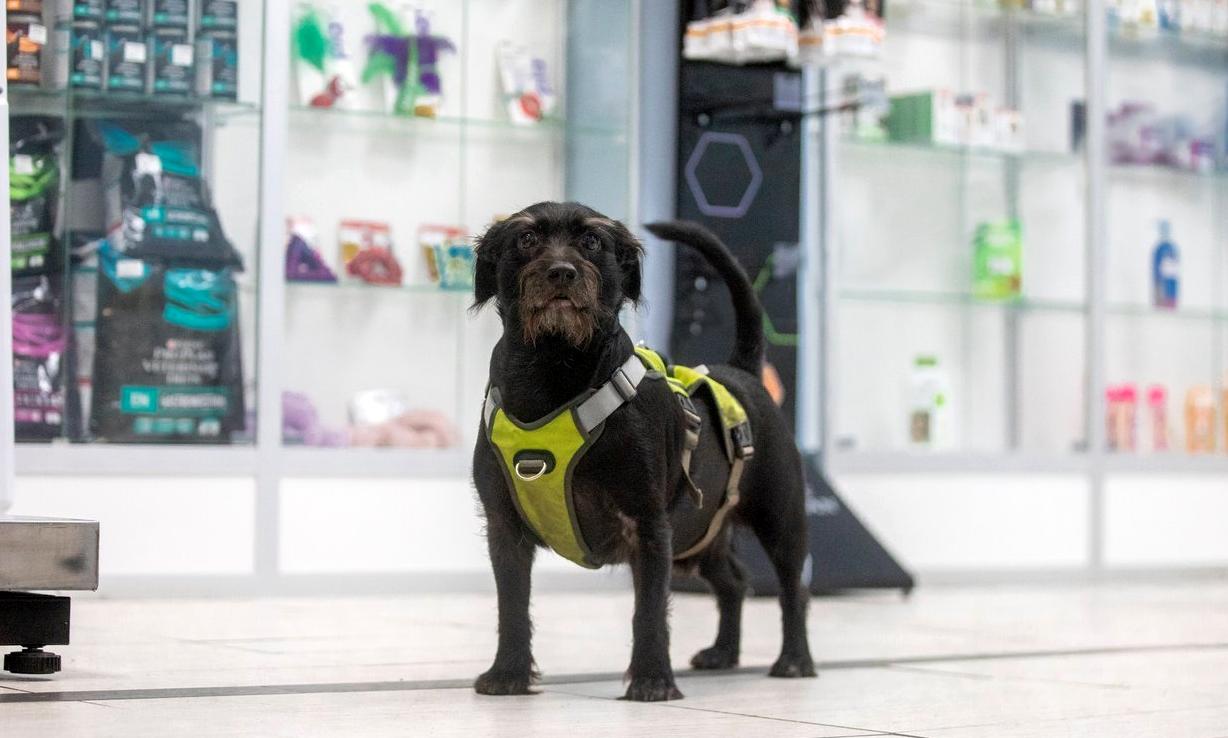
3, 580, 1228, 736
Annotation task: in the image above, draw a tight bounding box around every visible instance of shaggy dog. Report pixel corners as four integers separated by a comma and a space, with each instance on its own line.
471, 201, 814, 701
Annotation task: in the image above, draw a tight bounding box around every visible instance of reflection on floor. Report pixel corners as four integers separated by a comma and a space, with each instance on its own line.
3, 580, 1228, 737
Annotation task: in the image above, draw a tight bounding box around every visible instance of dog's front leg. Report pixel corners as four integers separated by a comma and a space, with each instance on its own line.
474, 509, 539, 695
624, 514, 683, 701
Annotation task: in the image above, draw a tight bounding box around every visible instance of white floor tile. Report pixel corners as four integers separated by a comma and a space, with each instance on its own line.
3, 581, 1228, 736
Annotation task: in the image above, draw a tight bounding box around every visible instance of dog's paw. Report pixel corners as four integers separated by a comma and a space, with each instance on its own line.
474, 668, 538, 696
768, 653, 817, 678
622, 676, 684, 702
690, 645, 739, 671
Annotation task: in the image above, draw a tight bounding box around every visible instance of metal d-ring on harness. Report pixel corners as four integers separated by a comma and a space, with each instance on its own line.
483, 346, 754, 568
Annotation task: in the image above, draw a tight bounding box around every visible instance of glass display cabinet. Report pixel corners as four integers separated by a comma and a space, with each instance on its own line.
6, 0, 638, 583
275, 0, 635, 475
824, 0, 1090, 463
819, 0, 1226, 474
7, 0, 267, 460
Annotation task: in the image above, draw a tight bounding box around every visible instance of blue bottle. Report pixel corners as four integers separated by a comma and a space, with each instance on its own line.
1152, 220, 1179, 309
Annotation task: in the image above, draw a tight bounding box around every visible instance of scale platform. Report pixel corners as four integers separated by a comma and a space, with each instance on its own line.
0, 516, 99, 675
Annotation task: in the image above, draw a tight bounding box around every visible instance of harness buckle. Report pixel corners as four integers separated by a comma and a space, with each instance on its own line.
610, 368, 637, 402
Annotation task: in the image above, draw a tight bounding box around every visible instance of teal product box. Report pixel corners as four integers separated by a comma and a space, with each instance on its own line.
434, 242, 476, 290
66, 0, 105, 21
195, 31, 237, 100
105, 24, 146, 92
198, 0, 237, 31
62, 20, 104, 89
150, 0, 189, 28
104, 0, 144, 25
149, 27, 192, 95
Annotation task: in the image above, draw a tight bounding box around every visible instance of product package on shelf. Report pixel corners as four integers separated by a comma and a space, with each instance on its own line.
7, 12, 49, 87
150, 27, 195, 97
9, 116, 65, 276
151, 0, 190, 28
285, 216, 337, 282
67, 232, 105, 441
104, 24, 147, 93
93, 119, 242, 267
339, 219, 401, 285
363, 3, 455, 117
496, 41, 555, 125
972, 219, 1023, 300
348, 389, 459, 449
50, 19, 106, 91
63, 0, 106, 22
104, 0, 144, 26
884, 89, 1023, 151
89, 241, 246, 443
416, 223, 471, 288
195, 28, 238, 100
11, 275, 67, 441
292, 2, 357, 109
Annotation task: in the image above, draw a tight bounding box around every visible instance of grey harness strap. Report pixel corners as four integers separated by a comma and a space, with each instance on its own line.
574, 353, 647, 433
483, 352, 648, 435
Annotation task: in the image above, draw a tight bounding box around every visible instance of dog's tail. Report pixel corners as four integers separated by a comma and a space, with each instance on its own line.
644, 220, 765, 376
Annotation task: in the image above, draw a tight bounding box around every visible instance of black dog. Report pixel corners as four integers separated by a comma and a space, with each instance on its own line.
471, 201, 814, 701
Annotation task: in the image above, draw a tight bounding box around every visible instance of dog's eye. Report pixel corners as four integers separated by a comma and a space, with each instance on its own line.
580, 233, 600, 252
517, 231, 539, 250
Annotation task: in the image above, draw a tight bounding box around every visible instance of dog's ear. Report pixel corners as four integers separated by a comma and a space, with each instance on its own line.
472, 223, 507, 309
611, 220, 644, 304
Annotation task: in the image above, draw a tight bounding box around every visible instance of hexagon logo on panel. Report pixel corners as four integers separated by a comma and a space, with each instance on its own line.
684, 132, 763, 219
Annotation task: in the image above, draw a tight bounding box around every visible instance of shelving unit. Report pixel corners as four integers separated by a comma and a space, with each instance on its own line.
2, 0, 637, 586
811, 0, 1227, 483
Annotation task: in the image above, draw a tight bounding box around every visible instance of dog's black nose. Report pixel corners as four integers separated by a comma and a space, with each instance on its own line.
547, 262, 578, 284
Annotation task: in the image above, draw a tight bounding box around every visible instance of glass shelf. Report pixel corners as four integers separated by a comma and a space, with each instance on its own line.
7, 87, 261, 123
843, 138, 1228, 181
888, 0, 1228, 68
885, 0, 1085, 45
1108, 24, 1228, 67
1106, 303, 1228, 322
839, 287, 1085, 314
1108, 162, 1228, 184
841, 137, 1079, 166
288, 105, 626, 141
286, 280, 472, 298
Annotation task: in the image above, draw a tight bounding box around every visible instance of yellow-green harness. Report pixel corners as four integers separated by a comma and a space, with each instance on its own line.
483, 346, 754, 568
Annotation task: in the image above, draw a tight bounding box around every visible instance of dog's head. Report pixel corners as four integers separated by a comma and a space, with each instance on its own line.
473, 201, 642, 348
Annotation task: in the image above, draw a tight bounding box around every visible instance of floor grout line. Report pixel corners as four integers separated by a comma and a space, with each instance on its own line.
543, 685, 898, 737
2, 640, 1226, 705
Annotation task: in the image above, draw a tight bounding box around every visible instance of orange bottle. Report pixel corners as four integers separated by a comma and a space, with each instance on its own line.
1184, 386, 1215, 454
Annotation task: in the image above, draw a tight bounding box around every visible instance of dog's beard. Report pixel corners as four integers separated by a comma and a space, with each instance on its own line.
517, 260, 608, 347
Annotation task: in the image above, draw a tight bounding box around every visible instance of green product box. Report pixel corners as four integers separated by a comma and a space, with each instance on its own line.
972, 219, 1023, 300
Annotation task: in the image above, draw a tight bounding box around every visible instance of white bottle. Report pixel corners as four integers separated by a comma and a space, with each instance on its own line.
909, 355, 953, 451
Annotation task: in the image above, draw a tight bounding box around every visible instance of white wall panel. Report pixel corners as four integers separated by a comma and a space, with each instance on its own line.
9, 477, 255, 575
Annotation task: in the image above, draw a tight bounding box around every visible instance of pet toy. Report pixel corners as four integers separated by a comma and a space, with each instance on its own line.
362, 3, 455, 117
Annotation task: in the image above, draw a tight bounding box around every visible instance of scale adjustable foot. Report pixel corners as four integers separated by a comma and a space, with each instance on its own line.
4, 647, 62, 675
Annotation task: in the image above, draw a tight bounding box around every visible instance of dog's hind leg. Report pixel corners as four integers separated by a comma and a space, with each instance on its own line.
689, 532, 747, 671
746, 488, 817, 678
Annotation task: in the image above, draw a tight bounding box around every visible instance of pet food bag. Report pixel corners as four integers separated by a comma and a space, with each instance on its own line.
12, 276, 67, 441
95, 119, 243, 268
90, 241, 246, 443
9, 116, 65, 276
